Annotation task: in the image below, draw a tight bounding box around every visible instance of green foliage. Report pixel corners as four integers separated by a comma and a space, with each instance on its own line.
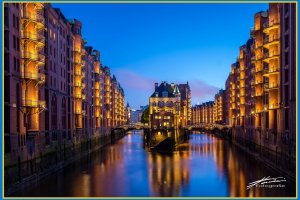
141, 107, 149, 124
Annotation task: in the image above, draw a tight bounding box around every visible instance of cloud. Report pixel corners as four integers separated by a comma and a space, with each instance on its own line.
114, 69, 157, 92
113, 69, 220, 108
189, 79, 220, 104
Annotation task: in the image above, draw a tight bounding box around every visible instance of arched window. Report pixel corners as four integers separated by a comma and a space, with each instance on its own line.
61, 97, 66, 129
51, 95, 57, 129
158, 101, 164, 107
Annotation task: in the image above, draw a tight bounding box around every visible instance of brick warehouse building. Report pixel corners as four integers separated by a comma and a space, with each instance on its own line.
4, 3, 128, 165
192, 3, 296, 161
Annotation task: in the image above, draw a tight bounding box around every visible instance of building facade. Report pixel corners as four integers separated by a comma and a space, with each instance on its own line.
225, 3, 295, 158
213, 89, 226, 124
4, 3, 127, 165
149, 82, 191, 130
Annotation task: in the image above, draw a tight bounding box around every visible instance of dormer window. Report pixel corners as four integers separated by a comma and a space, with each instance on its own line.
162, 91, 168, 97
155, 92, 158, 97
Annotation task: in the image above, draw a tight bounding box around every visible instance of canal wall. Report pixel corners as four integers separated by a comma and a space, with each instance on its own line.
4, 128, 126, 196
213, 127, 295, 180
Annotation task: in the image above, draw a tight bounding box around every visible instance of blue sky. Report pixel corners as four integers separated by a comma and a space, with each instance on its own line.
53, 3, 268, 109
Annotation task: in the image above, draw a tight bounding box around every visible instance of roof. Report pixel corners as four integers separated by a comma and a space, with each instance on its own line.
150, 82, 175, 98
178, 82, 190, 100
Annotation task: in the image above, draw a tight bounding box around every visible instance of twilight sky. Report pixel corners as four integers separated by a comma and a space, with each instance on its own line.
53, 3, 268, 109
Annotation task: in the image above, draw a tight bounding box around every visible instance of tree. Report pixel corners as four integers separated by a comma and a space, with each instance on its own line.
141, 107, 149, 124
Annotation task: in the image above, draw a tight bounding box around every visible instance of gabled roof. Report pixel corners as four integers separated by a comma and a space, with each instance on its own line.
150, 82, 175, 98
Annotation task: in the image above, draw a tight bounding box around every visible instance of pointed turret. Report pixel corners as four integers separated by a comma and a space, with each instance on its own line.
173, 85, 181, 96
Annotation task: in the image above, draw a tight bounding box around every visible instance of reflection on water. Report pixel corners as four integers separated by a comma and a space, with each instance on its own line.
13, 131, 295, 197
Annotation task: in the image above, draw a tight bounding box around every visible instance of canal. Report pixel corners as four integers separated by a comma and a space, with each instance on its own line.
13, 131, 295, 197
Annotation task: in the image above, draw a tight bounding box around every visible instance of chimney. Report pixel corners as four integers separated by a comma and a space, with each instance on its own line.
155, 83, 158, 90
171, 83, 175, 89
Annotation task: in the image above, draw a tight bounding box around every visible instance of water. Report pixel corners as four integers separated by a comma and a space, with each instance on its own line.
13, 131, 295, 197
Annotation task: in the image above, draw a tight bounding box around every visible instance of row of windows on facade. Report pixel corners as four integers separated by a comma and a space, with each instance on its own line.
12, 14, 20, 30
48, 18, 69, 40
152, 101, 180, 107
48, 45, 69, 65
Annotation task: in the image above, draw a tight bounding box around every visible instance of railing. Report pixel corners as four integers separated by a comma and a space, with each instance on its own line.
255, 80, 263, 85
269, 82, 280, 89
264, 35, 279, 44
264, 51, 279, 59
255, 92, 263, 97
269, 102, 280, 109
263, 19, 280, 29
74, 71, 82, 76
74, 82, 81, 87
22, 99, 46, 108
256, 67, 263, 73
20, 72, 45, 82
21, 31, 44, 43
21, 51, 45, 62
74, 48, 81, 54
74, 93, 82, 98
21, 12, 44, 24
269, 67, 279, 73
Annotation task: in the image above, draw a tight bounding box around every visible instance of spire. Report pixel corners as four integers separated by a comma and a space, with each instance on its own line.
173, 85, 180, 95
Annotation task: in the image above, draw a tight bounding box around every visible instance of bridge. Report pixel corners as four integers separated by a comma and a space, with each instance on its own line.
112, 123, 232, 151
186, 123, 231, 132
113, 123, 150, 132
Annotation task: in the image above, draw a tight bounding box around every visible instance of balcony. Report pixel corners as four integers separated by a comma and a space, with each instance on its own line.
269, 102, 280, 109
262, 68, 269, 76
263, 35, 280, 48
263, 20, 280, 33
75, 109, 82, 114
21, 51, 45, 64
81, 48, 86, 55
254, 80, 263, 85
74, 93, 82, 99
255, 67, 263, 73
74, 71, 82, 76
74, 59, 81, 65
21, 31, 45, 46
22, 99, 46, 108
263, 51, 279, 63
35, 3, 44, 10
74, 48, 82, 54
269, 67, 280, 74
254, 92, 263, 97
74, 82, 81, 87
269, 83, 280, 89
21, 72, 45, 83
21, 12, 44, 28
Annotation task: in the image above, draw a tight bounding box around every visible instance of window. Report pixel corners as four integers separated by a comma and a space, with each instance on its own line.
17, 59, 20, 72
13, 35, 16, 49
13, 14, 16, 28
14, 57, 17, 71
162, 91, 168, 97
16, 37, 19, 51
16, 17, 19, 30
